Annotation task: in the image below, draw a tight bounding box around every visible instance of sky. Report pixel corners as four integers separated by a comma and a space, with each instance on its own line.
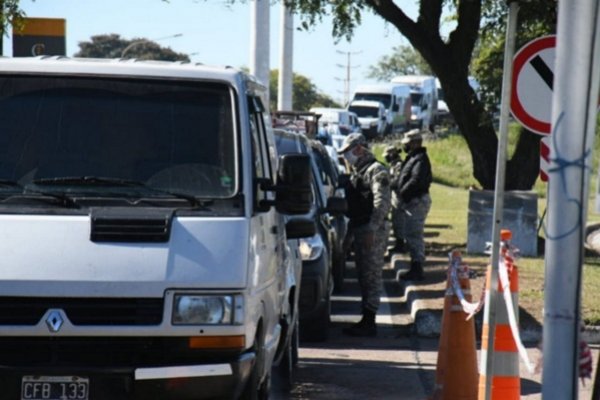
5, 0, 442, 105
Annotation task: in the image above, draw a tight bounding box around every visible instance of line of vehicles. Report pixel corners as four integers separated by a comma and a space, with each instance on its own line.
310, 75, 442, 150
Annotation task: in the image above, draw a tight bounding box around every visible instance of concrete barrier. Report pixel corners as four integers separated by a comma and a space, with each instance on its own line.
467, 189, 538, 256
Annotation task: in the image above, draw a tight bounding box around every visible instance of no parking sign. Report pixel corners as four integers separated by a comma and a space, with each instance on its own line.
510, 35, 556, 136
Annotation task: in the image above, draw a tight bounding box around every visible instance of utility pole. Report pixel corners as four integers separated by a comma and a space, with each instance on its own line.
250, 0, 270, 106
277, 3, 293, 111
336, 49, 361, 106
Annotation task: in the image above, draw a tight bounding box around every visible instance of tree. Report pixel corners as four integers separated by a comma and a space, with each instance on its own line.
74, 34, 190, 62
269, 69, 341, 111
0, 0, 26, 55
366, 45, 432, 81
285, 0, 556, 190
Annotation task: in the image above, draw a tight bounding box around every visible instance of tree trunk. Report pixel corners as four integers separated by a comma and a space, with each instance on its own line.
367, 0, 541, 191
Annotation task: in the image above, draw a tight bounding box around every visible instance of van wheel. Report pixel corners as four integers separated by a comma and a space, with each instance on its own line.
240, 333, 271, 400
277, 319, 298, 391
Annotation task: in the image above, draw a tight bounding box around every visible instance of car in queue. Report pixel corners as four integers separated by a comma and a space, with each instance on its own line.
274, 129, 347, 342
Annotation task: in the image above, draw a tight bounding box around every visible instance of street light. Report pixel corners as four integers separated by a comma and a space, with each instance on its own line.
120, 33, 183, 58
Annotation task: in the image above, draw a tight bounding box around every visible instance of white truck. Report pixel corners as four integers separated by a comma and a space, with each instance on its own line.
391, 75, 438, 132
347, 100, 387, 140
0, 57, 315, 400
350, 83, 412, 135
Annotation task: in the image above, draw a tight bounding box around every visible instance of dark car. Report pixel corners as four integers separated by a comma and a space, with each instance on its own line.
274, 129, 346, 342
308, 140, 349, 293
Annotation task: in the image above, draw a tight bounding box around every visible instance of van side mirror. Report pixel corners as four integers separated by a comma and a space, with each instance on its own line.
285, 218, 316, 239
324, 197, 347, 215
392, 103, 399, 112
275, 154, 313, 214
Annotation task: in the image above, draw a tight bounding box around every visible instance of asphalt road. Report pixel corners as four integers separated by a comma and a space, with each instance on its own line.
271, 261, 599, 400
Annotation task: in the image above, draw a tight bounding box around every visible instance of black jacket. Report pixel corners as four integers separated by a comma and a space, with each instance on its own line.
397, 147, 432, 203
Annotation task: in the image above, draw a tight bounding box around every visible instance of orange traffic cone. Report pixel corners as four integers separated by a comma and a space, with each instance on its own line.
478, 229, 520, 400
432, 250, 478, 400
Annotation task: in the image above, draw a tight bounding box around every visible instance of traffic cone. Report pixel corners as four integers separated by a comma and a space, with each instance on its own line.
431, 250, 478, 400
478, 229, 520, 400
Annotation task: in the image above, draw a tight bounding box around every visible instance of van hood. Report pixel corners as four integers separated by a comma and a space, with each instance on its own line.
0, 214, 249, 297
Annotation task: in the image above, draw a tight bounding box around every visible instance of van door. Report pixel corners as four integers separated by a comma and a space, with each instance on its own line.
248, 95, 284, 362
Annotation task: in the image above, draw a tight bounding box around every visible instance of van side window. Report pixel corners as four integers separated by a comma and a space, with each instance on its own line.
248, 96, 274, 210
248, 104, 265, 180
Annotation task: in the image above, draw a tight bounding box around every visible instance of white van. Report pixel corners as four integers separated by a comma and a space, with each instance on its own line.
347, 100, 387, 140
391, 75, 438, 132
0, 57, 316, 399
309, 107, 361, 136
350, 83, 411, 135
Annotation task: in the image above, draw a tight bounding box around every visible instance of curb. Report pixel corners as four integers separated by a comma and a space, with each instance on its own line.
395, 258, 600, 345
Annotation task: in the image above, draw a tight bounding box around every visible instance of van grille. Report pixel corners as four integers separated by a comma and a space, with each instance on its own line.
0, 297, 163, 325
91, 216, 171, 242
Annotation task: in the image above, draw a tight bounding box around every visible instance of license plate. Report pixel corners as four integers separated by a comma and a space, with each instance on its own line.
21, 376, 89, 400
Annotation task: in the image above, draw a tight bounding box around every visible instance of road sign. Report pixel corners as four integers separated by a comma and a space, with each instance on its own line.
12, 18, 66, 57
511, 35, 556, 135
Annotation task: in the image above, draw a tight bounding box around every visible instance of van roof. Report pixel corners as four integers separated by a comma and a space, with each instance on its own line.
348, 99, 384, 108
353, 82, 410, 94
0, 56, 254, 88
391, 75, 435, 85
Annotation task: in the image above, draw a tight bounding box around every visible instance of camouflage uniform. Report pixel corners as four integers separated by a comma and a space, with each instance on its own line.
347, 151, 391, 313
386, 150, 404, 249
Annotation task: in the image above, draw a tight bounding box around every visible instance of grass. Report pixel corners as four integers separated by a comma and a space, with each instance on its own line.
372, 126, 600, 325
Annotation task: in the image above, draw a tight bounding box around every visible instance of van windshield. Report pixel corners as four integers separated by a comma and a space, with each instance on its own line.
0, 75, 236, 199
410, 92, 423, 105
348, 106, 380, 118
352, 93, 391, 108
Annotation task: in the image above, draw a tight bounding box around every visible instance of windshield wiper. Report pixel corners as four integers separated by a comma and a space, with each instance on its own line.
0, 179, 23, 188
33, 176, 212, 209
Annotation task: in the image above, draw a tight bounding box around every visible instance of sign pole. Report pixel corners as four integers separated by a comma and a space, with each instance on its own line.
482, 2, 519, 399
542, 1, 600, 398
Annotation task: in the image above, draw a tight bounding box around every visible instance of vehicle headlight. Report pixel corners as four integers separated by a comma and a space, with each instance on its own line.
172, 294, 243, 325
299, 234, 325, 261
411, 115, 418, 120
370, 121, 378, 127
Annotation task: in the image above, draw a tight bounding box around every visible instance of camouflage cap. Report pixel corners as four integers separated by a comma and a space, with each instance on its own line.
401, 129, 423, 144
338, 132, 367, 153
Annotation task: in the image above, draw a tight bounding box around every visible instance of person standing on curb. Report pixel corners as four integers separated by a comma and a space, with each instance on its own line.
384, 144, 406, 254
338, 133, 391, 337
396, 130, 432, 281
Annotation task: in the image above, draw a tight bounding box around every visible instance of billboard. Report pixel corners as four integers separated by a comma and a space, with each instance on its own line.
12, 17, 66, 57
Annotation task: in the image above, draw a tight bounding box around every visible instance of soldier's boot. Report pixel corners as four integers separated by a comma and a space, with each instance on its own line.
400, 261, 424, 281
342, 309, 377, 337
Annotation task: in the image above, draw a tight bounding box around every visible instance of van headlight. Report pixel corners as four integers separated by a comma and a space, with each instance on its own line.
299, 234, 325, 261
172, 294, 243, 325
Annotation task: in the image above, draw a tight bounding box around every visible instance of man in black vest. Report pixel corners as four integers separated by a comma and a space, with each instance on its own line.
396, 130, 432, 281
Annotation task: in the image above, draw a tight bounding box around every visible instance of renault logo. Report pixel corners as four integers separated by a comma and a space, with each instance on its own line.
46, 310, 64, 333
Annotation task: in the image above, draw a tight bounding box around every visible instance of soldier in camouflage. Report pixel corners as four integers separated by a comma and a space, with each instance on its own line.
384, 144, 406, 253
338, 133, 391, 337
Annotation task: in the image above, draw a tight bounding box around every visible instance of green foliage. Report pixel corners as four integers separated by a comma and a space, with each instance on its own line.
269, 69, 340, 111
0, 0, 26, 35
74, 34, 190, 62
474, 0, 558, 112
366, 45, 432, 81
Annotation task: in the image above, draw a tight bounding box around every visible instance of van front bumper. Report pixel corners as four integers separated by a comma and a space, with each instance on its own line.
0, 337, 255, 400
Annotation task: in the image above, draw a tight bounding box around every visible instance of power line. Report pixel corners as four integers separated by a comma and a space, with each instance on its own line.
335, 49, 362, 106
